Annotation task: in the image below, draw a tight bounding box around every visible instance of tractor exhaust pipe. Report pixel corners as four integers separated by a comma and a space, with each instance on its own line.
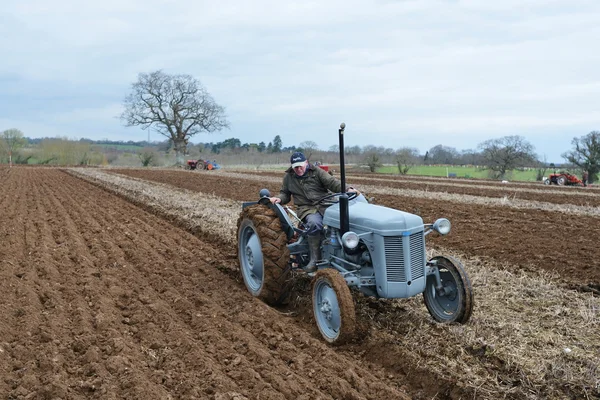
338, 123, 349, 235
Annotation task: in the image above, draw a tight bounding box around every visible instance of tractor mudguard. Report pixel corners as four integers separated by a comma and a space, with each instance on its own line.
240, 201, 296, 241
270, 203, 296, 241
242, 201, 258, 209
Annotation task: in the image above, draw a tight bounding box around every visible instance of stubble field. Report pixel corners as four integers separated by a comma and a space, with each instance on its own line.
0, 166, 598, 400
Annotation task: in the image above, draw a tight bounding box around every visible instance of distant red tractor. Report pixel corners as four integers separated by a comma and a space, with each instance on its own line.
185, 159, 221, 171
314, 161, 333, 175
544, 172, 583, 186
185, 159, 202, 170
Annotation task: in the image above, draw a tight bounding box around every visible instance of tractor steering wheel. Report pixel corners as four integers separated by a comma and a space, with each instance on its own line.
317, 191, 359, 205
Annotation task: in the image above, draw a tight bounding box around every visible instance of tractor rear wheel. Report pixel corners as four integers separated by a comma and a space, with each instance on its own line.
424, 256, 473, 324
556, 176, 566, 185
312, 269, 356, 344
237, 204, 291, 305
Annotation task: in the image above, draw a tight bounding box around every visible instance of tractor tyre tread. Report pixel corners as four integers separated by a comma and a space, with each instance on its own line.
237, 204, 291, 305
312, 269, 356, 344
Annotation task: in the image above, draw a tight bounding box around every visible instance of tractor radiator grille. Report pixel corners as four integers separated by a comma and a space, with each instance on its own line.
384, 232, 425, 282
384, 236, 405, 282
409, 232, 425, 280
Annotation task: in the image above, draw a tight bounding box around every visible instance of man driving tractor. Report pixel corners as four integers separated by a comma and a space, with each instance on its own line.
269, 152, 358, 272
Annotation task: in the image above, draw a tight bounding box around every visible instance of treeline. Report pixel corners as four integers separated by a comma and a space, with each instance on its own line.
15, 136, 541, 167
25, 137, 153, 147
4, 130, 597, 182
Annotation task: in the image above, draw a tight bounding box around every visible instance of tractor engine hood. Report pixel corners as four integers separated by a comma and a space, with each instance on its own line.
323, 201, 424, 236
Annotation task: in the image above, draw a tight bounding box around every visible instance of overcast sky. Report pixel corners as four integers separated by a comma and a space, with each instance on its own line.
2, 0, 599, 163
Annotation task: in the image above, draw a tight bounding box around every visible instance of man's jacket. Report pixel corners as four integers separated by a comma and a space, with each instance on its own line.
277, 164, 342, 220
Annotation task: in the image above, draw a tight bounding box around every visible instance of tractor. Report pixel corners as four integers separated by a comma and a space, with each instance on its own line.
186, 159, 221, 170
236, 123, 473, 344
313, 161, 328, 172
185, 159, 203, 170
315, 162, 334, 176
543, 172, 583, 186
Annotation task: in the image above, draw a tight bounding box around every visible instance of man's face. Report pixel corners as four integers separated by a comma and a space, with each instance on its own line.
293, 161, 307, 176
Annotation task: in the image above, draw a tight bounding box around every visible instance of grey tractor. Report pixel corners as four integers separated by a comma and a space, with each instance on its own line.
237, 123, 473, 343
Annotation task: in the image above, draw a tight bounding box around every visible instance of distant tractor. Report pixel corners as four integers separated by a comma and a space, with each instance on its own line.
185, 159, 221, 171
185, 159, 203, 170
314, 161, 333, 175
543, 172, 583, 186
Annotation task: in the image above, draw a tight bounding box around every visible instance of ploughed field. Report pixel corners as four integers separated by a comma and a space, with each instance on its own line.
0, 166, 598, 400
110, 168, 600, 290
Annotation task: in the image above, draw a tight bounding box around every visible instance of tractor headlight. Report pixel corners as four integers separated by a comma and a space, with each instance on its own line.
341, 231, 360, 250
432, 218, 451, 235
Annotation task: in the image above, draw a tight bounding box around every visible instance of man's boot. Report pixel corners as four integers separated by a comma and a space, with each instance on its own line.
304, 235, 321, 273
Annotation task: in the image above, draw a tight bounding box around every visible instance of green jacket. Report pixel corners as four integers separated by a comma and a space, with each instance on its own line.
278, 164, 343, 220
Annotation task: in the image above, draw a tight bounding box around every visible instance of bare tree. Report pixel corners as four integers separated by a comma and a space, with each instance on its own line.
298, 140, 319, 161
457, 149, 484, 166
535, 155, 549, 182
345, 145, 362, 156
562, 131, 600, 184
427, 144, 459, 165
121, 70, 229, 164
0, 129, 26, 167
478, 136, 537, 179
363, 152, 382, 173
395, 147, 420, 175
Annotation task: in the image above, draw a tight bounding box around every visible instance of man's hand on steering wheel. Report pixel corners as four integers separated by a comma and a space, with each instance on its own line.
317, 190, 360, 205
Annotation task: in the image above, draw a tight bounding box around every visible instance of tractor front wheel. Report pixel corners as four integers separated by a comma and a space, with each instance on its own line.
237, 205, 291, 305
312, 269, 356, 344
424, 256, 473, 324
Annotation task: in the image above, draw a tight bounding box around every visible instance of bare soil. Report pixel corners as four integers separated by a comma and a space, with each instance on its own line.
1, 166, 598, 399
110, 168, 600, 290
0, 167, 438, 399
245, 169, 600, 207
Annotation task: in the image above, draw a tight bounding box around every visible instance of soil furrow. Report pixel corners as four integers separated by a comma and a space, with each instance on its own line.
3, 167, 598, 400
107, 168, 600, 288
0, 168, 412, 400
71, 167, 599, 399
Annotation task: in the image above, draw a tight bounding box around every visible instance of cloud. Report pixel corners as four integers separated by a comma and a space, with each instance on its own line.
47, 104, 124, 124
0, 0, 599, 163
